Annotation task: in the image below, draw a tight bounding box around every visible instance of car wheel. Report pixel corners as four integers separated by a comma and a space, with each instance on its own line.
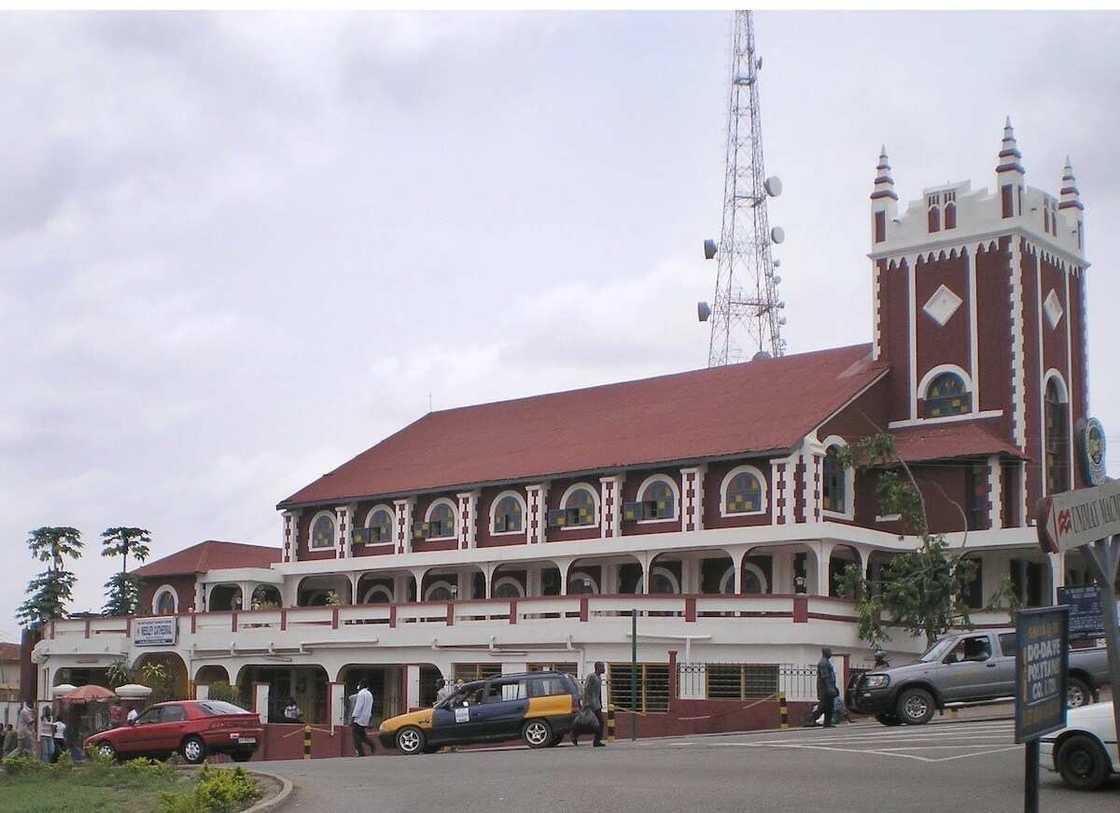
1066, 677, 1092, 709
231, 752, 252, 763
95, 741, 117, 761
181, 736, 207, 765
1057, 734, 1110, 791
522, 719, 552, 749
897, 688, 935, 725
395, 727, 426, 755
875, 713, 902, 727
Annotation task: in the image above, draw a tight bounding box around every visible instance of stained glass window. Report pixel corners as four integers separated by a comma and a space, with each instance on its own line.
639, 479, 676, 520
310, 514, 335, 549
427, 502, 456, 539
366, 508, 393, 544
725, 470, 763, 515
1045, 379, 1070, 494
822, 449, 847, 513
492, 495, 524, 533
923, 372, 970, 418
562, 487, 597, 527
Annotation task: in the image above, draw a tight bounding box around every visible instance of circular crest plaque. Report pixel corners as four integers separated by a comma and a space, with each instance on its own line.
1077, 417, 1107, 485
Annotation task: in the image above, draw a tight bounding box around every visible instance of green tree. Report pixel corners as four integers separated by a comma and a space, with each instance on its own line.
834, 433, 1019, 649
16, 527, 84, 628
100, 527, 152, 615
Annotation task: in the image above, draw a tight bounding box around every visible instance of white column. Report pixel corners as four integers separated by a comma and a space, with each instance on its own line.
254, 684, 269, 724
403, 665, 421, 710
526, 483, 549, 544
282, 510, 301, 564
771, 550, 793, 594
728, 548, 747, 594
411, 568, 427, 602
556, 559, 573, 595
987, 455, 1003, 530
1048, 553, 1064, 606
193, 581, 205, 613
394, 497, 415, 555
812, 541, 835, 596
195, 684, 210, 701
335, 504, 355, 559
457, 491, 480, 550
330, 683, 346, 730
239, 582, 251, 610
680, 466, 705, 532
801, 436, 825, 524
599, 475, 624, 538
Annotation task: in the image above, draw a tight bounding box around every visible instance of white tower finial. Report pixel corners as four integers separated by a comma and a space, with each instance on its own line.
872, 146, 898, 201
1059, 156, 1084, 211
996, 116, 1024, 175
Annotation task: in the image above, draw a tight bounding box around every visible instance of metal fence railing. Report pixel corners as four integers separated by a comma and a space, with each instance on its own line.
607, 663, 670, 713
677, 663, 819, 702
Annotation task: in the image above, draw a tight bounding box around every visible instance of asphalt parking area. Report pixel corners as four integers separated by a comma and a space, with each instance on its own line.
666, 719, 1022, 764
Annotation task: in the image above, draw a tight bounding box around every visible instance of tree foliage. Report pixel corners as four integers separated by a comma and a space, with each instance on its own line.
17, 527, 84, 629
100, 527, 151, 615
833, 433, 1020, 649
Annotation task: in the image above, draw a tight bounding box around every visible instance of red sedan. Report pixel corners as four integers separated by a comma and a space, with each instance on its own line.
85, 699, 263, 764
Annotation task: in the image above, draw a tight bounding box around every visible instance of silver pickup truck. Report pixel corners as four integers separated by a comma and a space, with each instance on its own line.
850, 628, 1111, 726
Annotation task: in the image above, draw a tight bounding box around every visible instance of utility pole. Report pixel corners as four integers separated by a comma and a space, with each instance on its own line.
698, 10, 786, 365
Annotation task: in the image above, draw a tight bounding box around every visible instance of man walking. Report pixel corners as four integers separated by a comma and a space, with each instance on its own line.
816, 647, 839, 728
350, 679, 375, 757
573, 662, 606, 747
16, 702, 35, 756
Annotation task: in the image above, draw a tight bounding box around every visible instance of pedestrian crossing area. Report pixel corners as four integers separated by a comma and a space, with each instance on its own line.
668, 719, 1022, 764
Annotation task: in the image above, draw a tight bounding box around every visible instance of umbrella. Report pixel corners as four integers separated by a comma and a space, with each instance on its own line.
114, 683, 153, 700
62, 684, 116, 703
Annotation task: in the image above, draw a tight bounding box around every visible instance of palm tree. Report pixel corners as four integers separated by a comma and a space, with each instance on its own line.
101, 527, 152, 616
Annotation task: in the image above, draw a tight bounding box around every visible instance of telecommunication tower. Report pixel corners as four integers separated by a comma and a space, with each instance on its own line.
697, 10, 786, 365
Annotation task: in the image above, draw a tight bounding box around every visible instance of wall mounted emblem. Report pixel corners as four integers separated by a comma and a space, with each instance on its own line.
1077, 417, 1107, 486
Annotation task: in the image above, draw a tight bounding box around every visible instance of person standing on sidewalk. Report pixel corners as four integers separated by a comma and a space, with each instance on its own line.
16, 702, 35, 756
350, 679, 375, 757
573, 662, 606, 747
51, 716, 67, 762
38, 707, 54, 763
816, 647, 839, 729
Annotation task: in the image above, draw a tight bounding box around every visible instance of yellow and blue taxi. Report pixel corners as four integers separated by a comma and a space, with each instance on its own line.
378, 671, 581, 754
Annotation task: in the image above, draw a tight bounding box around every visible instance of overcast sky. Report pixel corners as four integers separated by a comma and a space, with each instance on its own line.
3, 11, 1118, 640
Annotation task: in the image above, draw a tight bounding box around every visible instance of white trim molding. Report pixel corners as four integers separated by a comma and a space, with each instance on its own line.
492, 575, 526, 598
719, 464, 769, 518
152, 584, 178, 615
719, 563, 768, 595
916, 363, 974, 406
489, 490, 528, 536
424, 498, 459, 541
636, 473, 681, 524
558, 482, 601, 530
646, 565, 681, 595
424, 579, 457, 602
308, 510, 336, 550
820, 435, 855, 520
361, 584, 393, 604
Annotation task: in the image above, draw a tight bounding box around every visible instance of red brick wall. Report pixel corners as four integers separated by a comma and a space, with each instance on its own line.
296, 510, 337, 562
1019, 242, 1042, 512
1069, 268, 1089, 489
477, 485, 529, 549
879, 258, 912, 421
620, 468, 683, 536
702, 459, 774, 529
138, 575, 197, 615
544, 478, 602, 543
914, 250, 971, 407
974, 239, 1013, 436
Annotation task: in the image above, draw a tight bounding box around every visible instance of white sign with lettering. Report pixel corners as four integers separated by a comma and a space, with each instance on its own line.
1038, 479, 1120, 554
134, 617, 177, 647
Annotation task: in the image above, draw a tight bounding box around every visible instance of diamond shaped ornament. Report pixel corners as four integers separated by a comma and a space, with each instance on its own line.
923, 284, 963, 327
1043, 289, 1064, 329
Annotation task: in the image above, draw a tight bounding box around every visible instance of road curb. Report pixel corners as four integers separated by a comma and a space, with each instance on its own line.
241, 768, 294, 813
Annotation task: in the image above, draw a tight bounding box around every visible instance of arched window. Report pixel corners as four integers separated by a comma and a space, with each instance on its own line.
424, 499, 457, 539
425, 580, 456, 602
923, 371, 970, 418
363, 505, 394, 545
551, 484, 599, 528
631, 475, 678, 522
492, 577, 524, 598
1045, 375, 1070, 495
647, 566, 680, 595
721, 466, 766, 516
309, 511, 336, 549
362, 585, 393, 604
944, 201, 957, 230
491, 492, 526, 534
821, 442, 851, 516
719, 564, 768, 595
568, 572, 599, 594
153, 585, 177, 616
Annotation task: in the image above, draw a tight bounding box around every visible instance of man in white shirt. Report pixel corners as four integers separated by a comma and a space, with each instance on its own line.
350, 679, 375, 757
126, 707, 139, 724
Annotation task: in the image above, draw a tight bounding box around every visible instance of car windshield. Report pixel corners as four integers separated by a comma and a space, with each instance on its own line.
920, 637, 957, 663
197, 701, 249, 717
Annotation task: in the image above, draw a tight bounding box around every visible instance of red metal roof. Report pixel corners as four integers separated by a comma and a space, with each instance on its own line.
890, 421, 1025, 463
133, 541, 281, 578
0, 642, 19, 661
281, 344, 887, 508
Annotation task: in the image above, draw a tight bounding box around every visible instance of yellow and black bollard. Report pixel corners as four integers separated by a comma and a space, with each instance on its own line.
303, 724, 312, 760
779, 692, 788, 729
607, 703, 616, 743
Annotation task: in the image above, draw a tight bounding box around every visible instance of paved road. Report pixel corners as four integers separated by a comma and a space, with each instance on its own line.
263, 719, 1118, 812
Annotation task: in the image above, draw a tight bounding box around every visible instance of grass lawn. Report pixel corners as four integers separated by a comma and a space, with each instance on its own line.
0, 768, 191, 813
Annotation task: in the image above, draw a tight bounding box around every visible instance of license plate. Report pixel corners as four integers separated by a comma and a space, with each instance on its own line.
238, 738, 256, 744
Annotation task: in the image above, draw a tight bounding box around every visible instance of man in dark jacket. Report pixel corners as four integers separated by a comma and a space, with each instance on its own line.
573, 662, 606, 747
816, 647, 838, 728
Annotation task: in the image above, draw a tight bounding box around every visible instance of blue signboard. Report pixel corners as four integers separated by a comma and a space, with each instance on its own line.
1015, 606, 1069, 744
1058, 585, 1119, 640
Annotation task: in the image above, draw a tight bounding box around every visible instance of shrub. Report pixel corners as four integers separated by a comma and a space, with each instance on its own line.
157, 764, 260, 813
51, 750, 74, 772
125, 755, 176, 782
205, 681, 239, 705
1, 753, 48, 777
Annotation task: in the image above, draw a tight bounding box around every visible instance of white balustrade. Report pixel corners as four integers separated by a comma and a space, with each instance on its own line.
338, 605, 392, 626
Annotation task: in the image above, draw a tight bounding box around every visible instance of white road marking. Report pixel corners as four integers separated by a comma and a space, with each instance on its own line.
720, 741, 1022, 764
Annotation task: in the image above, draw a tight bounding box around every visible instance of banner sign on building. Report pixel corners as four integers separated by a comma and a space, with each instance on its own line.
1037, 479, 1120, 555
1014, 606, 1069, 743
1057, 585, 1120, 641
134, 617, 177, 647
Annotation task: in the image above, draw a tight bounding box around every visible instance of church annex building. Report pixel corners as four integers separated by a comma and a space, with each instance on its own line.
31, 123, 1102, 753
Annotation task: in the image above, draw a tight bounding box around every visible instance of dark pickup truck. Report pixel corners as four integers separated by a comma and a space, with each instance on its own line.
850, 628, 1110, 725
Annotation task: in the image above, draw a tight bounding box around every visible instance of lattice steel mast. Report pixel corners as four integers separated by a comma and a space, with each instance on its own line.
698, 10, 785, 366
